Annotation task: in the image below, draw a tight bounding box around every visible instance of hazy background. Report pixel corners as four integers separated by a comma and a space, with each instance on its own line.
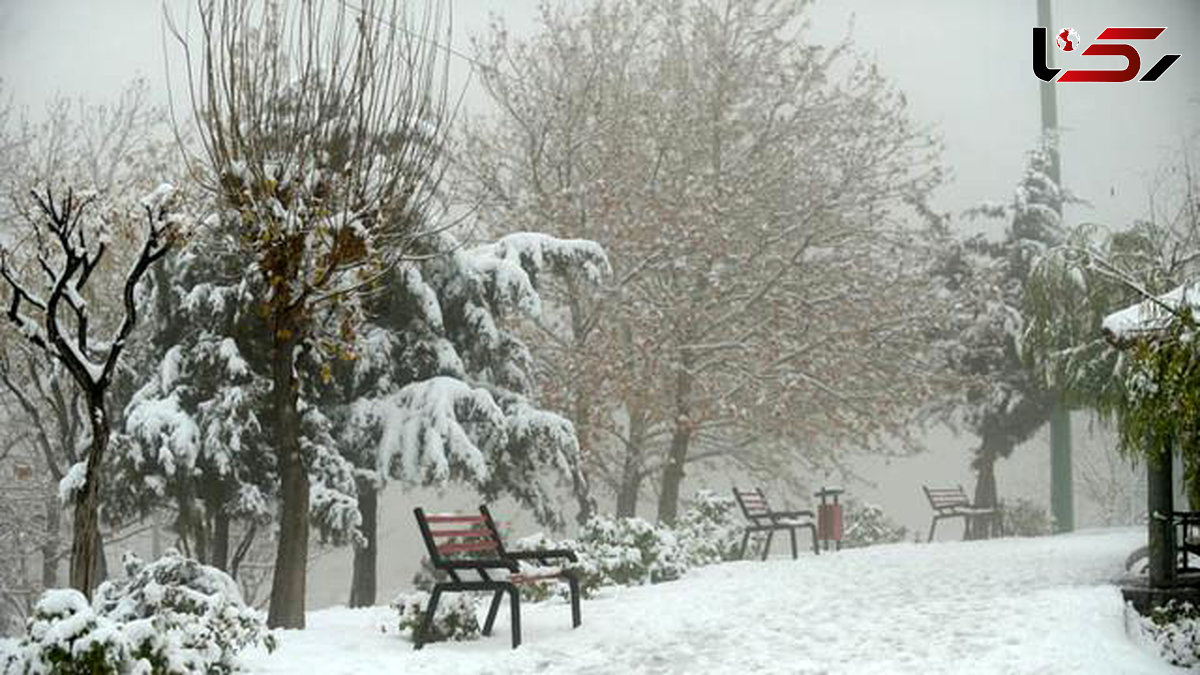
0, 0, 1196, 609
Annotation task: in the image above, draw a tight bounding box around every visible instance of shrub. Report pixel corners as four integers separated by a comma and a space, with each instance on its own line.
2, 590, 128, 675
1001, 498, 1052, 537
842, 501, 908, 549
507, 533, 598, 601
676, 490, 744, 566
575, 515, 688, 587
1132, 600, 1200, 668
410, 557, 448, 593
393, 592, 481, 643
0, 551, 273, 675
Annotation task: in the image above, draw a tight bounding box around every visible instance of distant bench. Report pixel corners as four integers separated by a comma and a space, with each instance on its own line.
733, 488, 819, 559
922, 485, 1001, 542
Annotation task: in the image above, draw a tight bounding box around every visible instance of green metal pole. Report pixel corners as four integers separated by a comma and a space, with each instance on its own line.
1038, 0, 1074, 533
1050, 401, 1074, 532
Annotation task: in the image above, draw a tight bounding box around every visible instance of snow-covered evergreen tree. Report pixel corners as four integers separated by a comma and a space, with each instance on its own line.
320, 231, 607, 606
934, 140, 1068, 515
121, 215, 607, 608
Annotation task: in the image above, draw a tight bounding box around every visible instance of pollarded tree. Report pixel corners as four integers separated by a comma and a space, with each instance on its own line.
175, 0, 453, 627
0, 184, 179, 595
465, 0, 944, 523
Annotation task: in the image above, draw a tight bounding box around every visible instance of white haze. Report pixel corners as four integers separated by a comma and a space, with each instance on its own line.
0, 0, 1196, 609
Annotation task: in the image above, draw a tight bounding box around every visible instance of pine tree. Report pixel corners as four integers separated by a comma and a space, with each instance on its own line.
935, 141, 1068, 525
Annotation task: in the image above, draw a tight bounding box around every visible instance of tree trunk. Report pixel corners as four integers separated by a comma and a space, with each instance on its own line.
194, 510, 210, 565
657, 358, 694, 526
973, 452, 998, 509
616, 407, 648, 519
571, 461, 595, 526
69, 399, 109, 596
267, 334, 309, 629
569, 369, 596, 525
972, 433, 1007, 540
41, 494, 60, 590
348, 484, 378, 608
972, 455, 996, 541
92, 530, 108, 585
565, 277, 596, 526
211, 512, 231, 572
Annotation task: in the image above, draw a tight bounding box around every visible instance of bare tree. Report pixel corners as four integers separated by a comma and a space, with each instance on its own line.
0, 78, 177, 595
174, 0, 451, 627
465, 0, 944, 523
0, 184, 177, 595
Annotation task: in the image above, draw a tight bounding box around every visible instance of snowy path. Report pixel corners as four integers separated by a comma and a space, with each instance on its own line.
245, 529, 1174, 674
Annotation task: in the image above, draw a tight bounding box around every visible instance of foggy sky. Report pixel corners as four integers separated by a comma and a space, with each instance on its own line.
0, 0, 1196, 608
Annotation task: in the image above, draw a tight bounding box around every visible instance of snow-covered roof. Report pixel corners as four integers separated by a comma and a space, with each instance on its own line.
1102, 280, 1200, 346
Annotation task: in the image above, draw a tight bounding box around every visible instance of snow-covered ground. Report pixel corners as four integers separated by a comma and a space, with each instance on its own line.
245, 528, 1173, 674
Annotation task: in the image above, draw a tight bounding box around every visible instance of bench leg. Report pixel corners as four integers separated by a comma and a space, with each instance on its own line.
483, 589, 504, 636
807, 524, 819, 556
790, 528, 798, 559
739, 530, 751, 560
928, 517, 938, 543
567, 575, 581, 628
414, 586, 443, 650
761, 530, 775, 561
508, 586, 522, 649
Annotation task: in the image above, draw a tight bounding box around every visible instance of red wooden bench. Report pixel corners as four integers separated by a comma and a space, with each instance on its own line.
412, 505, 581, 649
733, 488, 819, 560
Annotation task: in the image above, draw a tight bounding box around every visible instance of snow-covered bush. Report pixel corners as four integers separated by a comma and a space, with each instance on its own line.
575, 515, 688, 587
2, 590, 128, 675
1002, 498, 1052, 537
676, 490, 744, 566
0, 552, 273, 675
843, 501, 908, 549
94, 551, 275, 672
506, 532, 599, 601
410, 557, 448, 593
1132, 600, 1200, 668
393, 592, 481, 643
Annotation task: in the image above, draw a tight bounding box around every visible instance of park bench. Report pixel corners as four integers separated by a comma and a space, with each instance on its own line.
732, 488, 819, 560
412, 505, 582, 649
922, 485, 1001, 542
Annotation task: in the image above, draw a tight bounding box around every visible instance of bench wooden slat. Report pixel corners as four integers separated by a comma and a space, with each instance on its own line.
429, 527, 495, 538
437, 540, 500, 554
425, 514, 487, 524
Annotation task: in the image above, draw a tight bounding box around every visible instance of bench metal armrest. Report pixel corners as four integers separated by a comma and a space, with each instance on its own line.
439, 559, 519, 572
507, 549, 579, 563
770, 510, 814, 521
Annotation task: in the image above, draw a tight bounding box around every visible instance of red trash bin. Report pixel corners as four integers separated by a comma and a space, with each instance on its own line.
814, 486, 845, 552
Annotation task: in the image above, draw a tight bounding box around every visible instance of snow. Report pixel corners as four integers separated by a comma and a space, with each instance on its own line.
139, 183, 176, 213
1102, 280, 1200, 343
350, 377, 506, 483
244, 529, 1172, 674
58, 460, 88, 503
